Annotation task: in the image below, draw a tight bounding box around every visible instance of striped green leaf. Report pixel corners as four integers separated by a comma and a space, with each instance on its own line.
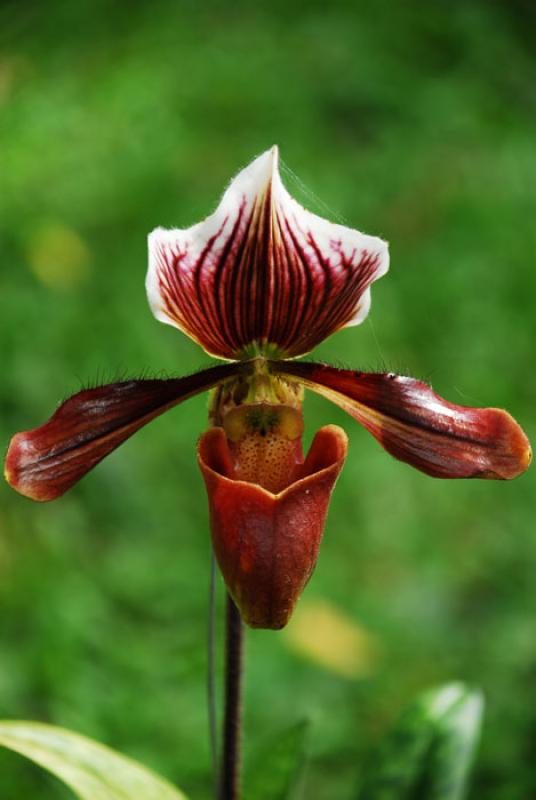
0, 721, 188, 800
356, 683, 484, 800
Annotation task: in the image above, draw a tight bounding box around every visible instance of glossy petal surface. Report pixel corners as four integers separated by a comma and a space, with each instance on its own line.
147, 147, 389, 359
5, 363, 243, 502
273, 361, 531, 480
198, 425, 348, 629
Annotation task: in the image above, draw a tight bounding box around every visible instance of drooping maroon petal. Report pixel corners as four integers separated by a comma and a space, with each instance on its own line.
271, 361, 531, 480
198, 425, 348, 629
147, 146, 389, 360
5, 363, 244, 502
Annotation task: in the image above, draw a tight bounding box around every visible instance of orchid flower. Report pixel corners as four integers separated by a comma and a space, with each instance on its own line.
5, 147, 531, 630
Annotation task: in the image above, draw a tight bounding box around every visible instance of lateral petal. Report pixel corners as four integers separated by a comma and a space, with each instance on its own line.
5, 362, 243, 501
271, 361, 531, 480
147, 147, 388, 359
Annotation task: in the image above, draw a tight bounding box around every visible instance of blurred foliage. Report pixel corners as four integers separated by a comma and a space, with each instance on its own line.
0, 720, 188, 800
0, 0, 534, 798
245, 720, 309, 800
356, 683, 483, 800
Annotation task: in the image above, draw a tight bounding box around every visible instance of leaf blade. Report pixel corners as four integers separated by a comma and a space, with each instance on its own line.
0, 721, 188, 800
356, 683, 484, 800
245, 720, 310, 800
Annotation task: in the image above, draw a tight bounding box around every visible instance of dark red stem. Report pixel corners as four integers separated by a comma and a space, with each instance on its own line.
219, 593, 244, 800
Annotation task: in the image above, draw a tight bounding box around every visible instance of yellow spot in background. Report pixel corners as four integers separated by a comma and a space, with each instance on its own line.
283, 598, 381, 679
0, 56, 27, 106
27, 223, 91, 290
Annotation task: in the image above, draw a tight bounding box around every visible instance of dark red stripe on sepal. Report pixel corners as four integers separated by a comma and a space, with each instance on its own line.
271, 361, 531, 480
147, 148, 389, 359
5, 362, 245, 502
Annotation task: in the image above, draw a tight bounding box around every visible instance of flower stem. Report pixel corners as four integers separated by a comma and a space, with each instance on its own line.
207, 552, 219, 798
219, 593, 244, 800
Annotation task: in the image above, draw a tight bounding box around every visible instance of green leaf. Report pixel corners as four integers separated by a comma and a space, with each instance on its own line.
0, 721, 189, 800
356, 683, 484, 800
245, 719, 310, 800
421, 686, 484, 800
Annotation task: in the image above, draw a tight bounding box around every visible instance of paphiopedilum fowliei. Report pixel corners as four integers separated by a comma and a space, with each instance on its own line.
5, 147, 531, 629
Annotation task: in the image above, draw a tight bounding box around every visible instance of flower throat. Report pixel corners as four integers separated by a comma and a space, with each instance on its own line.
209, 359, 304, 493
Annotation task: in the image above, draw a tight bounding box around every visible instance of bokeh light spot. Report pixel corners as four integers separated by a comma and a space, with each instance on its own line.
27, 223, 91, 290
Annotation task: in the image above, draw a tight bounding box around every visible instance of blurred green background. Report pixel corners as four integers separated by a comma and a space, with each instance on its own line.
1, 0, 535, 797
